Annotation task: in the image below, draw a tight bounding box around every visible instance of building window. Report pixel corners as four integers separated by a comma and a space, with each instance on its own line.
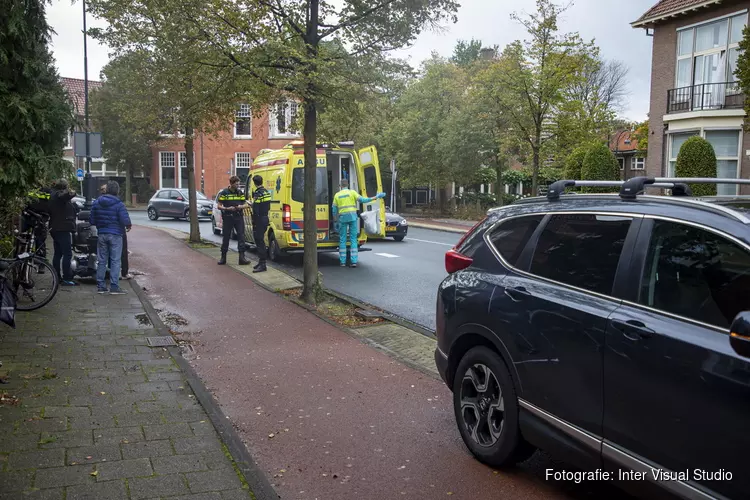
705, 130, 740, 195
270, 100, 299, 138
160, 152, 176, 188
618, 158, 625, 170
632, 157, 645, 170
674, 12, 747, 109
401, 190, 413, 206
234, 104, 252, 138
235, 152, 252, 183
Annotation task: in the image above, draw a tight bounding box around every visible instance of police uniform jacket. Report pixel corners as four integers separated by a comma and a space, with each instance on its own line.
218, 187, 246, 217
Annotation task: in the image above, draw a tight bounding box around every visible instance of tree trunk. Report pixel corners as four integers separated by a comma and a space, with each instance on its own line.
125, 164, 133, 206
532, 143, 540, 196
300, 99, 319, 305
184, 127, 200, 243
300, 0, 321, 305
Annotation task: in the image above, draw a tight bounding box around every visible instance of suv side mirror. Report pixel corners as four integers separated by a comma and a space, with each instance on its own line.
729, 312, 750, 358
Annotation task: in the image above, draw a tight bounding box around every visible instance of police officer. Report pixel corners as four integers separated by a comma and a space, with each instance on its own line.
216, 175, 250, 266
24, 184, 52, 260
331, 178, 385, 268
250, 174, 272, 273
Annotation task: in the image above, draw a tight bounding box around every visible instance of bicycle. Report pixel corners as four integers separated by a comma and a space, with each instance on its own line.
0, 209, 59, 311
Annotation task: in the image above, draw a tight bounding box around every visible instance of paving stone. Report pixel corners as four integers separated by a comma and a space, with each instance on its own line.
129, 474, 189, 499
121, 440, 174, 460
69, 394, 113, 407
135, 401, 173, 412
152, 455, 209, 474
173, 437, 223, 455
186, 468, 243, 493
143, 423, 194, 441
86, 369, 122, 378
42, 406, 91, 419
33, 464, 95, 488
21, 395, 70, 407
94, 426, 145, 445
15, 417, 68, 434
39, 430, 93, 449
90, 403, 137, 418
188, 422, 218, 438
0, 433, 43, 452
8, 448, 66, 469
2, 487, 65, 500
114, 411, 165, 427
166, 493, 222, 500
66, 443, 122, 464
0, 470, 34, 492
200, 452, 234, 470
220, 490, 254, 500
129, 381, 173, 393
65, 479, 128, 500
68, 416, 116, 430
147, 371, 185, 382
95, 458, 153, 481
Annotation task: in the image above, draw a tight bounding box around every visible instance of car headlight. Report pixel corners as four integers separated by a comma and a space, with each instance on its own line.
399, 219, 408, 226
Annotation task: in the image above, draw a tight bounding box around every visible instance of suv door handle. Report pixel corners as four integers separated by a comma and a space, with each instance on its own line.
504, 286, 531, 302
611, 319, 655, 341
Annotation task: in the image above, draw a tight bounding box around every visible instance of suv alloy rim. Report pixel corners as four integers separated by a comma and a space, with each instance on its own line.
460, 363, 505, 447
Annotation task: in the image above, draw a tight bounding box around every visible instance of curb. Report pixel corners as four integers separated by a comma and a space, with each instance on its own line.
406, 221, 469, 234
128, 278, 279, 500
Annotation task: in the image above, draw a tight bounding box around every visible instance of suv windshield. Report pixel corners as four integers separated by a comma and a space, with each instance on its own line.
179, 189, 208, 200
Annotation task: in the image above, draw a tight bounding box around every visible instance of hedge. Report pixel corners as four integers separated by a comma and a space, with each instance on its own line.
675, 136, 717, 196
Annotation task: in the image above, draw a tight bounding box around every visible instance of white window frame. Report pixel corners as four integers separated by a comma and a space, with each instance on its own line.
234, 104, 252, 139
269, 100, 300, 138
618, 158, 625, 170
401, 190, 413, 206
178, 152, 196, 189
234, 152, 252, 182
63, 128, 73, 150
667, 128, 742, 194
632, 157, 645, 170
159, 151, 177, 189
675, 11, 747, 90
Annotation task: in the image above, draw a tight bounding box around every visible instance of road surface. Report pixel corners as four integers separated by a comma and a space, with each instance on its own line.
129, 211, 458, 330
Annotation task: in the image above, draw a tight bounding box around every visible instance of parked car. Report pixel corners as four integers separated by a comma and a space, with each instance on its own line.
435, 177, 750, 500
147, 189, 213, 221
384, 208, 408, 241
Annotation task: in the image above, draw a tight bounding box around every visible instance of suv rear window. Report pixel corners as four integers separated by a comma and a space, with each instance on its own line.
529, 214, 632, 296
488, 215, 543, 267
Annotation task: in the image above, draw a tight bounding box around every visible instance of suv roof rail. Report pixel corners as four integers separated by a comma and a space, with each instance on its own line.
546, 177, 750, 201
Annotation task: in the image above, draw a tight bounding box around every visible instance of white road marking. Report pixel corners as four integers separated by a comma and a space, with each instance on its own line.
375, 252, 400, 258
406, 237, 454, 247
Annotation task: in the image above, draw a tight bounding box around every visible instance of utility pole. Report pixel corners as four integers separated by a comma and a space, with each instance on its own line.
82, 0, 92, 209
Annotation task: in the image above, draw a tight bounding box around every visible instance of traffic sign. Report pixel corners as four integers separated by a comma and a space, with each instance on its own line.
76, 168, 84, 181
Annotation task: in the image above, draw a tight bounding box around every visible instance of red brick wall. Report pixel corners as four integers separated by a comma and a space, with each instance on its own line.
645, 1, 750, 179
150, 108, 295, 199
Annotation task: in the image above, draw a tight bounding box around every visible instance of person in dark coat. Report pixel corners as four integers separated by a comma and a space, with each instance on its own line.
90, 181, 131, 294
49, 179, 78, 286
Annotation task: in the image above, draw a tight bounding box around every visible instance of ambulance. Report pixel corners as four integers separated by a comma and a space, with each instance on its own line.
244, 141, 386, 261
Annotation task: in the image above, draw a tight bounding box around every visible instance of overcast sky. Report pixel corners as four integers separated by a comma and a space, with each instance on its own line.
47, 0, 658, 121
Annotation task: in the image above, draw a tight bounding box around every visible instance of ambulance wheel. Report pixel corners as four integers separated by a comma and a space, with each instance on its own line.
268, 236, 281, 262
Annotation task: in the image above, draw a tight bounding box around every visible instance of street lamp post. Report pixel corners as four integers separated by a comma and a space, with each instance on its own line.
82, 0, 92, 209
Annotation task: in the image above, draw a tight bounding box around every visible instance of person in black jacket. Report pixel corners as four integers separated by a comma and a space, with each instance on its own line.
49, 179, 78, 286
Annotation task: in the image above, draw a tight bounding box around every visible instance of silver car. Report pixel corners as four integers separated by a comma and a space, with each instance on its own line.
147, 189, 213, 221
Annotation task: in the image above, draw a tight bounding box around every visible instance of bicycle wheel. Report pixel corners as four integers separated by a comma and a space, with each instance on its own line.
5, 257, 59, 311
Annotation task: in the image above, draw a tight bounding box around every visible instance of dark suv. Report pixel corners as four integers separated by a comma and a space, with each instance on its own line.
435, 177, 750, 500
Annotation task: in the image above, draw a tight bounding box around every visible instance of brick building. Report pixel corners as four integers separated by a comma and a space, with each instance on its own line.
610, 129, 647, 179
61, 77, 301, 199
632, 0, 749, 195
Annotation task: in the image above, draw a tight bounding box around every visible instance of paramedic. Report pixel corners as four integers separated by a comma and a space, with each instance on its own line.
216, 176, 250, 266
331, 179, 385, 268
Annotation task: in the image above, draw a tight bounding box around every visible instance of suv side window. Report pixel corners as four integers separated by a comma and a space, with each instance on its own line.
157, 191, 170, 199
529, 213, 632, 296
488, 215, 544, 267
638, 219, 750, 329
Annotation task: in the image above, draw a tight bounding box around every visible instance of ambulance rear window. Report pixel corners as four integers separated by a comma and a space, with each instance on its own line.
292, 167, 329, 204
364, 166, 378, 198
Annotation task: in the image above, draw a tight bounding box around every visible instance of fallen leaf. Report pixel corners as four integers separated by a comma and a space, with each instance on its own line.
493, 471, 499, 475
447, 493, 453, 496
100, 392, 106, 395
90, 471, 98, 477
280, 469, 286, 473
268, 433, 275, 438
86, 456, 92, 460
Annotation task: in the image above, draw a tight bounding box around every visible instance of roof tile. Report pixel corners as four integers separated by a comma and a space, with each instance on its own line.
61, 77, 102, 115
634, 0, 721, 26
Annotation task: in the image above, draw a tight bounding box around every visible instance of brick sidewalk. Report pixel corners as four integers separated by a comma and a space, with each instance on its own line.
0, 281, 253, 500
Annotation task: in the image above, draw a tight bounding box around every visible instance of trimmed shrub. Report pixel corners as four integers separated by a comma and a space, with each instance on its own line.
581, 143, 621, 193
563, 146, 587, 181
675, 136, 717, 196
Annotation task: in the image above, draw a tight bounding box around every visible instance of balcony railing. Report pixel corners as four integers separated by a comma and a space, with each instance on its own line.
667, 82, 744, 114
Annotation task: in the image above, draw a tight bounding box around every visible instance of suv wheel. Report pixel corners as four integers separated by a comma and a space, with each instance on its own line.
453, 346, 535, 467
147, 207, 158, 221
184, 209, 190, 222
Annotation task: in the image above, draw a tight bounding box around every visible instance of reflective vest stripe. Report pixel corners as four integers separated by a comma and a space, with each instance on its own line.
335, 190, 359, 214
219, 195, 245, 201
28, 191, 50, 199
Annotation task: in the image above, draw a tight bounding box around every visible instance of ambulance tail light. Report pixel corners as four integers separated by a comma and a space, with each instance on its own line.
282, 204, 291, 230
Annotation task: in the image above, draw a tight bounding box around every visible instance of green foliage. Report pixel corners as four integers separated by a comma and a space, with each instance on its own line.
581, 143, 620, 193
632, 120, 649, 155
0, 0, 74, 199
135, 179, 156, 204
737, 26, 750, 128
564, 146, 588, 180
675, 136, 717, 196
